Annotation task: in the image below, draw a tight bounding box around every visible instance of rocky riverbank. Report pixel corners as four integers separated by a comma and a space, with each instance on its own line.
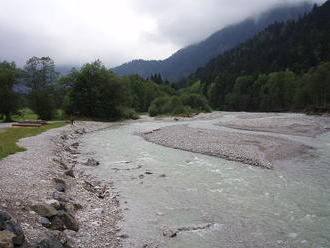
0, 122, 123, 247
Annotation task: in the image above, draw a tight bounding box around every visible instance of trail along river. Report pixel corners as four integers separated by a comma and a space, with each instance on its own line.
80, 113, 330, 248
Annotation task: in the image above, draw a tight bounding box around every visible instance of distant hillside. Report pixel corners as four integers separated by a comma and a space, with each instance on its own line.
186, 0, 330, 112
112, 2, 313, 82
190, 0, 330, 84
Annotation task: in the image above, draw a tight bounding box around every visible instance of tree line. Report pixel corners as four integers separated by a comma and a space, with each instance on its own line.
0, 58, 211, 121
206, 63, 330, 112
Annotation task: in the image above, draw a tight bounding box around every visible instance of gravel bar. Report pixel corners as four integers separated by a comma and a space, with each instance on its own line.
217, 116, 330, 137
140, 124, 311, 169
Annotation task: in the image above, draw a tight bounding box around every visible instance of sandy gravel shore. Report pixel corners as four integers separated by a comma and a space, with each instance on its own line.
140, 124, 311, 169
0, 122, 122, 247
217, 115, 330, 137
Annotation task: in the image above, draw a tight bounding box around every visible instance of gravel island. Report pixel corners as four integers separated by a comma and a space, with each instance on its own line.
140, 124, 311, 169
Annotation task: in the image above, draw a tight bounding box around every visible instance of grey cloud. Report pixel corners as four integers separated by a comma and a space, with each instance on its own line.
132, 0, 324, 46
0, 0, 326, 68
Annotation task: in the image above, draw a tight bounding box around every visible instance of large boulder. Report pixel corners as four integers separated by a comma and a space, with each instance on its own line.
56, 211, 79, 232
34, 238, 64, 248
49, 216, 65, 231
31, 204, 58, 218
3, 221, 25, 246
49, 211, 79, 232
0, 231, 15, 248
0, 211, 26, 247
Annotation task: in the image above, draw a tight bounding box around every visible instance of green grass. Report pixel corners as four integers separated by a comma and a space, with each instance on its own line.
0, 122, 68, 160
0, 108, 39, 123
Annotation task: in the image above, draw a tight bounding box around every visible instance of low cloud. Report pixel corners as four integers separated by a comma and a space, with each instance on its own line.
0, 0, 324, 68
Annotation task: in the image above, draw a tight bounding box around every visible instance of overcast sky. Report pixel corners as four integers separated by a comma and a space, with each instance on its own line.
0, 0, 325, 68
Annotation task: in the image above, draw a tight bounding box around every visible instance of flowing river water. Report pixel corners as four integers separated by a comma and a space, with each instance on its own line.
80, 113, 330, 248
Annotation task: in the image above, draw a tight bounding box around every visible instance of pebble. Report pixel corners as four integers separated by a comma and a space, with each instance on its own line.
63, 229, 77, 237
94, 208, 105, 215
45, 199, 61, 209
55, 183, 66, 192
91, 221, 100, 227
38, 217, 51, 228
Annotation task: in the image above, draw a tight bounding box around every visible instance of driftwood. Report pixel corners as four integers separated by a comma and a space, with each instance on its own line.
19, 120, 48, 124
11, 120, 49, 127
12, 123, 42, 127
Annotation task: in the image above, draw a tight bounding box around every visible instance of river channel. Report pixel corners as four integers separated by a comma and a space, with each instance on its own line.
80, 113, 330, 248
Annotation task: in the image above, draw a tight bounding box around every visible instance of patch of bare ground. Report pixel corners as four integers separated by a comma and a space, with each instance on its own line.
217, 116, 330, 137
140, 125, 311, 169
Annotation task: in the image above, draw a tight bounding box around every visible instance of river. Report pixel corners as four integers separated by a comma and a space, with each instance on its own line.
80, 113, 330, 248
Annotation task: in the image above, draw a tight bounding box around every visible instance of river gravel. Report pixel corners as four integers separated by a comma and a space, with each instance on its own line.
217, 115, 330, 137
0, 122, 122, 247
140, 124, 311, 169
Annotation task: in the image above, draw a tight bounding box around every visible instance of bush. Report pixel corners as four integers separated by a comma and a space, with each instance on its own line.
148, 94, 210, 117
181, 93, 212, 113
118, 106, 139, 120
148, 96, 171, 116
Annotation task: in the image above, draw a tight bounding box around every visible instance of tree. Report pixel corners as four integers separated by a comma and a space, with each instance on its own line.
295, 62, 330, 109
24, 57, 58, 120
259, 70, 296, 111
0, 61, 20, 122
65, 60, 133, 120
226, 75, 255, 110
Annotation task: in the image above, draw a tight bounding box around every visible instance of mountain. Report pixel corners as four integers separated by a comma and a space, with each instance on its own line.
189, 0, 330, 84
56, 65, 78, 75
112, 2, 314, 82
186, 0, 330, 112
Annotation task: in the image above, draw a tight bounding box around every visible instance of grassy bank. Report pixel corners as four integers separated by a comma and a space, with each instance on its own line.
0, 122, 67, 160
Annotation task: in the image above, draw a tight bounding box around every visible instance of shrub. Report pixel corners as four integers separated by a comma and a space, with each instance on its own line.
118, 107, 139, 120
181, 93, 212, 113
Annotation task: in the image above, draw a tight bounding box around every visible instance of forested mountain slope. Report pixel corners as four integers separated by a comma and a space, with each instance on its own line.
112, 2, 313, 82
187, 1, 330, 112
190, 1, 330, 84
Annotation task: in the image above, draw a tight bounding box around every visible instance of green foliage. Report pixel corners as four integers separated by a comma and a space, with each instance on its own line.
148, 96, 170, 117
0, 61, 20, 122
259, 70, 297, 111
0, 122, 67, 160
294, 62, 330, 109
24, 56, 59, 120
181, 93, 211, 112
117, 106, 139, 120
65, 60, 127, 119
29, 90, 56, 120
10, 108, 38, 122
148, 93, 211, 117
128, 75, 165, 112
